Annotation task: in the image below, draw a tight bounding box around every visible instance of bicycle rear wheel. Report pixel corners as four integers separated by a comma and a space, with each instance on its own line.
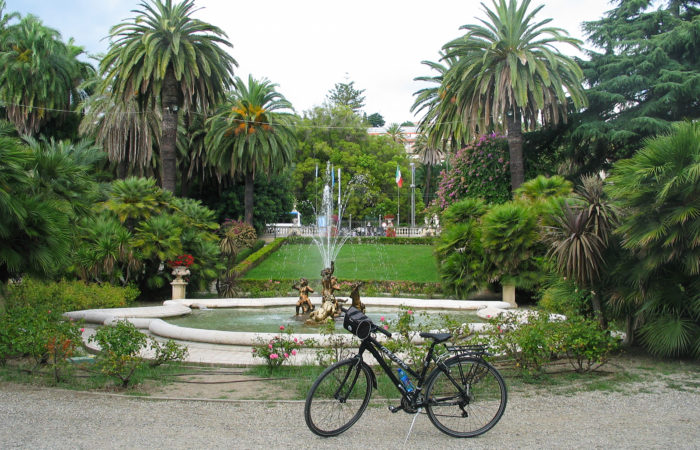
304, 358, 373, 437
425, 357, 507, 438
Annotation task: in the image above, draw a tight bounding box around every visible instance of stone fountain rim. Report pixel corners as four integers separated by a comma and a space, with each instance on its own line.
65, 297, 515, 348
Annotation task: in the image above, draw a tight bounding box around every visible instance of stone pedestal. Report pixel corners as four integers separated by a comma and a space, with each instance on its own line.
502, 284, 517, 307
171, 266, 190, 300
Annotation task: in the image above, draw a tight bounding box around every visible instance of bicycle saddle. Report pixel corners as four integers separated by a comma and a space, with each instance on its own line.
419, 332, 451, 343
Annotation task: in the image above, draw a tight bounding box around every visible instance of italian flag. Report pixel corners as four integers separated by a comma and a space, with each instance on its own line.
395, 165, 403, 188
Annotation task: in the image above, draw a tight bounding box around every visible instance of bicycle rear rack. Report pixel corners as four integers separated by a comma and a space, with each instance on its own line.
445, 344, 488, 357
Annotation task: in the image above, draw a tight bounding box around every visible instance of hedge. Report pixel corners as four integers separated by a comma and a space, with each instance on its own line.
4, 278, 140, 313
232, 238, 287, 276
285, 236, 437, 246
235, 278, 444, 298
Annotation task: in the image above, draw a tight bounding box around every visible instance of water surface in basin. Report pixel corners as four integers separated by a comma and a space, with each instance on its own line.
165, 306, 483, 333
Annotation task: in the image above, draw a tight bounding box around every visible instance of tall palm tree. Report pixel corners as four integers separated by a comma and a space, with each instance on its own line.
100, 0, 237, 193
385, 123, 406, 146
205, 75, 296, 226
411, 53, 467, 150
442, 0, 587, 190
0, 14, 93, 136
79, 76, 161, 178
413, 133, 444, 205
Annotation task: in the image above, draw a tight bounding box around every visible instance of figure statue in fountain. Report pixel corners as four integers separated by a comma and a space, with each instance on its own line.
292, 278, 315, 315
306, 261, 346, 324
349, 281, 365, 313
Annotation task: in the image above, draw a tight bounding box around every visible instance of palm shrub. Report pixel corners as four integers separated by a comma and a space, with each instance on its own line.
606, 121, 700, 357
481, 202, 542, 290
436, 198, 492, 298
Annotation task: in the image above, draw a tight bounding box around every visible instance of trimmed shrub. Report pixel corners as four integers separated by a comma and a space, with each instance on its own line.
232, 238, 286, 276
285, 236, 437, 246
5, 278, 139, 313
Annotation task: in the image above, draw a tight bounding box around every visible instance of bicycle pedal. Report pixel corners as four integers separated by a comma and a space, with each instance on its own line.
388, 405, 402, 414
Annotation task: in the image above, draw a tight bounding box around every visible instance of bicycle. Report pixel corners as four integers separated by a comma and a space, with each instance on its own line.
304, 306, 507, 438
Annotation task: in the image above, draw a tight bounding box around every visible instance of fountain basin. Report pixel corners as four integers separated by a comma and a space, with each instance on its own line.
66, 297, 513, 350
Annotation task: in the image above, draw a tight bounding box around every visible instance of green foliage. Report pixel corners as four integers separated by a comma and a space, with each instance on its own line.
0, 12, 94, 136
234, 279, 442, 298
233, 238, 286, 277
539, 276, 594, 318
0, 300, 84, 386
481, 202, 541, 287
315, 318, 352, 366
75, 177, 222, 298
434, 133, 511, 208
382, 307, 429, 370
326, 79, 366, 113
559, 316, 619, 373
149, 339, 188, 367
251, 325, 308, 369
366, 112, 385, 127
5, 277, 138, 313
570, 0, 700, 171
89, 320, 148, 388
292, 105, 417, 223
606, 121, 700, 357
484, 313, 618, 375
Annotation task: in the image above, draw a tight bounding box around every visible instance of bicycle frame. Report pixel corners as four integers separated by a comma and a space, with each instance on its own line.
353, 334, 442, 405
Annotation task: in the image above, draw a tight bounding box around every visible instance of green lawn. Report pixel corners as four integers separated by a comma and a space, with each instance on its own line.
243, 244, 439, 282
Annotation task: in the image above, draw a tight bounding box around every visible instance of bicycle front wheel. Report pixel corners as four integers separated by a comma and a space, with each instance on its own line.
304, 358, 373, 437
425, 357, 507, 438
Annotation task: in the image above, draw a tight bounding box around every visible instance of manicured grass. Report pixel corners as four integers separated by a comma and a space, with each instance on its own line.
243, 243, 439, 282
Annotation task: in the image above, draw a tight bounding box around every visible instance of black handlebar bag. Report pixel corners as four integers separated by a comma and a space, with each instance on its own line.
343, 306, 372, 340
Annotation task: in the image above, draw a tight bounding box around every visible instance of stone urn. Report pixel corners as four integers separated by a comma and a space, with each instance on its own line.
171, 266, 190, 300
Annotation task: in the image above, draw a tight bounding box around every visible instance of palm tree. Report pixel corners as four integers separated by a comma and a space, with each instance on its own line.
100, 0, 237, 193
413, 133, 444, 205
411, 54, 467, 150
205, 75, 296, 225
79, 81, 161, 178
385, 123, 406, 146
0, 14, 93, 136
606, 121, 700, 357
442, 0, 587, 190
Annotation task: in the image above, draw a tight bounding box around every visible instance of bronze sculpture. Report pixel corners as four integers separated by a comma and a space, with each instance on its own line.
292, 278, 315, 315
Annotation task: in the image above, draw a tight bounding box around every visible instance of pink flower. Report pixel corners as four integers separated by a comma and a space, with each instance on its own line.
268, 344, 273, 349
407, 310, 413, 315
380, 316, 385, 322
270, 354, 278, 359
280, 325, 285, 331
252, 348, 257, 353
299, 340, 304, 345
80, 328, 85, 333
284, 353, 289, 358
487, 314, 491, 318
384, 325, 389, 330
291, 349, 297, 356
293, 337, 298, 343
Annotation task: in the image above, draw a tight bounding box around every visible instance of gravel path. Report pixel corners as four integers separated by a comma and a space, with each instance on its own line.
1, 383, 698, 449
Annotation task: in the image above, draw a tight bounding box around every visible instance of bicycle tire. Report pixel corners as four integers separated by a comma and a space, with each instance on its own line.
304, 358, 373, 437
424, 357, 507, 438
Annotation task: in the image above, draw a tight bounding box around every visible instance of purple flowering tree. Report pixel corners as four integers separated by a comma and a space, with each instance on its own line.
434, 133, 510, 208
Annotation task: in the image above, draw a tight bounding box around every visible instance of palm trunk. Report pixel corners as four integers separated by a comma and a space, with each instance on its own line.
244, 171, 254, 226
423, 164, 432, 206
160, 69, 179, 193
505, 113, 525, 192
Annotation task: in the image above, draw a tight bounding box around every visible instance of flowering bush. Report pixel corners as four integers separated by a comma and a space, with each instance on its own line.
251, 325, 308, 369
434, 133, 510, 208
167, 254, 195, 268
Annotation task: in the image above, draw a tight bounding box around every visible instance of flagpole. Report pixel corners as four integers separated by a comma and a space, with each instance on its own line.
397, 182, 400, 227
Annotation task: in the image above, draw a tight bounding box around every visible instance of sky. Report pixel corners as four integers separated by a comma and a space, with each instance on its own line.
6, 0, 615, 125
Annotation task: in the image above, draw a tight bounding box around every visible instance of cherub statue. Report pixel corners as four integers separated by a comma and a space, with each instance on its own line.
348, 281, 365, 313
292, 278, 315, 315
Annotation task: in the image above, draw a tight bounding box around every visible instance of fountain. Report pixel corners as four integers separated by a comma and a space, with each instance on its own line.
303, 162, 369, 325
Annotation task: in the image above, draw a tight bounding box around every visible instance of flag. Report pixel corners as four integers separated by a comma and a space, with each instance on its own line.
395, 165, 403, 188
